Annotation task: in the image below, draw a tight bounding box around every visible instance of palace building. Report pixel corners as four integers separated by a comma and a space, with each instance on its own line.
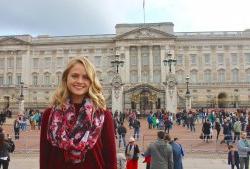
0, 22, 250, 113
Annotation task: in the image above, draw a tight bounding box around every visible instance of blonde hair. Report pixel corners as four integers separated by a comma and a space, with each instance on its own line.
51, 57, 106, 110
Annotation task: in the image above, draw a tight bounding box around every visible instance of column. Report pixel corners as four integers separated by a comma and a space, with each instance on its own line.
138, 46, 141, 83
149, 46, 153, 83
160, 45, 167, 83
125, 46, 130, 83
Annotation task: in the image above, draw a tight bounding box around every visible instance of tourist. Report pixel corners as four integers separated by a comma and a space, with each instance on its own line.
125, 137, 140, 169
228, 145, 239, 169
144, 131, 173, 169
237, 132, 250, 169
40, 58, 117, 169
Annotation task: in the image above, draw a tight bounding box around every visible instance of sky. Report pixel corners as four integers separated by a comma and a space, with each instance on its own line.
0, 0, 250, 36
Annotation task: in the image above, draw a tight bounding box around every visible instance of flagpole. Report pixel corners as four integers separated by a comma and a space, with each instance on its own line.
143, 0, 145, 24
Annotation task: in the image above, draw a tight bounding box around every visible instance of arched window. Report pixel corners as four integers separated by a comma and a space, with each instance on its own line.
246, 69, 250, 82
190, 70, 198, 83
218, 69, 225, 82
7, 73, 12, 85
44, 72, 51, 85
130, 71, 138, 83
232, 69, 239, 82
32, 73, 38, 86
204, 70, 211, 82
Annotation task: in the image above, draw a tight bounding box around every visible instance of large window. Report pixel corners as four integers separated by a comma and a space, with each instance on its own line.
141, 46, 149, 66
204, 70, 211, 82
32, 58, 39, 69
0, 75, 3, 85
153, 70, 161, 83
0, 58, 4, 69
204, 54, 211, 65
7, 57, 14, 69
246, 69, 250, 82
44, 57, 51, 69
217, 53, 224, 65
32, 74, 38, 86
94, 56, 102, 67
177, 55, 183, 65
130, 47, 138, 66
218, 69, 225, 82
141, 71, 149, 82
56, 57, 63, 68
130, 71, 138, 83
190, 70, 198, 83
44, 72, 51, 85
16, 57, 22, 69
232, 69, 239, 82
190, 54, 197, 65
231, 53, 238, 65
245, 53, 250, 64
153, 46, 161, 65
16, 74, 22, 85
7, 73, 12, 85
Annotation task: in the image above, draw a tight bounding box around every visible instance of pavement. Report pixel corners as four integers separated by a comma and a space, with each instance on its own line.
9, 153, 228, 169
3, 117, 230, 169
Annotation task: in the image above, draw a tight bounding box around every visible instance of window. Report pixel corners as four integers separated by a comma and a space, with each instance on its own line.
56, 72, 62, 85
232, 69, 239, 82
176, 70, 184, 83
130, 71, 138, 83
218, 69, 225, 82
141, 71, 149, 82
44, 73, 51, 85
153, 70, 161, 83
32, 74, 38, 86
44, 57, 51, 69
204, 54, 211, 65
94, 56, 102, 67
190, 70, 198, 83
141, 46, 149, 66
56, 57, 63, 68
16, 75, 22, 85
204, 70, 211, 82
231, 53, 238, 65
7, 57, 14, 68
32, 58, 39, 69
177, 55, 183, 65
246, 69, 250, 82
130, 47, 138, 65
16, 57, 22, 69
0, 58, 5, 69
245, 53, 250, 64
153, 46, 161, 66
217, 53, 224, 65
190, 54, 197, 65
7, 74, 12, 85
0, 75, 3, 85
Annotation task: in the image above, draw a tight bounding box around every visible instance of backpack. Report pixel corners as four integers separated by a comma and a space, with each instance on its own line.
8, 140, 15, 153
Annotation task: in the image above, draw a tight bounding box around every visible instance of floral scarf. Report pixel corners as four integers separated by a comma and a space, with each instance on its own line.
47, 98, 105, 163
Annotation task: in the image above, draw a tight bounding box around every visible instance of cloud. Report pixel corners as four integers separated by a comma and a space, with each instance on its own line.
0, 0, 249, 36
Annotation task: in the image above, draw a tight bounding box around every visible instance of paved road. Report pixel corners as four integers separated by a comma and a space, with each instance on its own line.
9, 153, 227, 169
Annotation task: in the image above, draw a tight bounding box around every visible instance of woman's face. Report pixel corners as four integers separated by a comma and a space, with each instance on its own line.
67, 63, 91, 103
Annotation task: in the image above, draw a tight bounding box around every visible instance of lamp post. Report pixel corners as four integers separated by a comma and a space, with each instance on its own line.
111, 54, 124, 73
163, 51, 177, 73
19, 81, 25, 114
185, 75, 191, 110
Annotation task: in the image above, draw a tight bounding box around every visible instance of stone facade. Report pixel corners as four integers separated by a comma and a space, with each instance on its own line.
0, 22, 250, 112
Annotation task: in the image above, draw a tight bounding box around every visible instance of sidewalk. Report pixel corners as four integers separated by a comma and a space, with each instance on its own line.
9, 153, 227, 169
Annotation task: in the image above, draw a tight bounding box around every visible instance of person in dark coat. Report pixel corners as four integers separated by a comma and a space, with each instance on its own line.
202, 119, 211, 143
170, 138, 184, 169
228, 145, 239, 169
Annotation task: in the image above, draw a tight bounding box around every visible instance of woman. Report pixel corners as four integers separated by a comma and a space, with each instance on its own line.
40, 58, 117, 169
125, 137, 140, 169
0, 133, 10, 169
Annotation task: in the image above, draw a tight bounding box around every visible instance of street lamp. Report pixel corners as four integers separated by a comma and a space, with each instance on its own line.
163, 51, 177, 73
111, 54, 124, 73
186, 75, 190, 95
20, 81, 24, 99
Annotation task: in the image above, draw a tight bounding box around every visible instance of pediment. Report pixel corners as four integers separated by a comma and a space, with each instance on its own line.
115, 27, 176, 40
0, 36, 30, 46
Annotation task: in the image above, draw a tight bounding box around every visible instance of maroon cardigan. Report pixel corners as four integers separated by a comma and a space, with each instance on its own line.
40, 106, 117, 169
